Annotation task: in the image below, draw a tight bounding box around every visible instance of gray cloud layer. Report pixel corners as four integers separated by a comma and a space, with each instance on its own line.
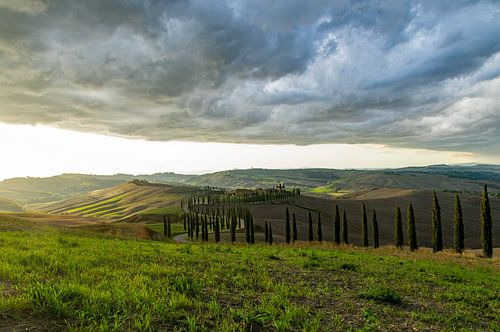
0, 0, 499, 153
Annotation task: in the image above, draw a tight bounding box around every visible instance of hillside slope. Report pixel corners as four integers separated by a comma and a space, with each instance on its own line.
34, 182, 194, 220
0, 197, 24, 212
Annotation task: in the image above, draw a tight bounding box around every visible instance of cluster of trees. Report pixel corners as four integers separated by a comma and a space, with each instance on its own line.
181, 187, 300, 209
128, 179, 150, 186
279, 185, 493, 257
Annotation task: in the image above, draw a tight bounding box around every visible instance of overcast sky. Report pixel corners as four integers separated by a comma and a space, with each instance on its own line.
0, 0, 499, 178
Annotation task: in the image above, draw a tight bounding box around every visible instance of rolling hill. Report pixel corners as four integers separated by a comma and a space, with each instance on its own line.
34, 181, 197, 221
179, 165, 500, 194
2, 165, 499, 212
0, 173, 131, 204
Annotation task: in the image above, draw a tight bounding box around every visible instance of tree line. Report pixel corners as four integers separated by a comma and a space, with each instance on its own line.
181, 187, 300, 209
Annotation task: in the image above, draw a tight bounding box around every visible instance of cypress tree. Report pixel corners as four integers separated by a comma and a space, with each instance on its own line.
201, 218, 206, 242
204, 216, 208, 241
334, 204, 341, 245
196, 215, 200, 241
183, 215, 186, 231
453, 195, 464, 253
264, 222, 269, 244
168, 217, 172, 239
269, 225, 273, 245
432, 191, 443, 252
342, 210, 348, 244
250, 215, 255, 244
285, 208, 291, 244
372, 209, 379, 249
361, 203, 368, 247
292, 213, 298, 242
230, 217, 236, 243
308, 211, 313, 241
245, 213, 251, 244
317, 212, 323, 242
394, 207, 403, 249
191, 217, 195, 240
215, 216, 220, 243
408, 203, 417, 251
481, 185, 493, 257
163, 215, 167, 238
188, 214, 192, 239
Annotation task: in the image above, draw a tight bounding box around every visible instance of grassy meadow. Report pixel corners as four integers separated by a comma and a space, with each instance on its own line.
0, 216, 498, 331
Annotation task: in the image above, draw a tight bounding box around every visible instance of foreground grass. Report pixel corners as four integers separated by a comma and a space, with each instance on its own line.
0, 218, 498, 331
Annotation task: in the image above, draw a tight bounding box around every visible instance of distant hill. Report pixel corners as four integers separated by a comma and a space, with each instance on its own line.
150, 165, 500, 194
1, 165, 499, 209
0, 173, 131, 204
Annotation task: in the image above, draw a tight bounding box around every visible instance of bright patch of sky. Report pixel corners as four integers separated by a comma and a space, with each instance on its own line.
1, 123, 496, 180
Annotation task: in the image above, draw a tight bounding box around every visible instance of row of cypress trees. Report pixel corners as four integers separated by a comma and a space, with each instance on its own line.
426, 185, 492, 257
284, 206, 354, 246
181, 187, 300, 209
179, 185, 493, 257
182, 205, 257, 244
394, 186, 492, 256
281, 185, 492, 257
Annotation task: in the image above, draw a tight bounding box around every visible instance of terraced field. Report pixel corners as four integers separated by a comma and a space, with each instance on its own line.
34, 182, 194, 221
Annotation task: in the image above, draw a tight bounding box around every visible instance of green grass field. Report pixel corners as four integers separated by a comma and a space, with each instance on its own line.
0, 216, 498, 331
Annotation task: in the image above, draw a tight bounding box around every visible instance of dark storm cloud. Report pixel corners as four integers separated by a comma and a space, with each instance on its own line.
0, 0, 499, 152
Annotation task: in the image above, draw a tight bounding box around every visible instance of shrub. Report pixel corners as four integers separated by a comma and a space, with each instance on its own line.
359, 286, 402, 305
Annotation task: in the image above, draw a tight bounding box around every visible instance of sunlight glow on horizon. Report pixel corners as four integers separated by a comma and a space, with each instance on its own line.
0, 122, 497, 180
